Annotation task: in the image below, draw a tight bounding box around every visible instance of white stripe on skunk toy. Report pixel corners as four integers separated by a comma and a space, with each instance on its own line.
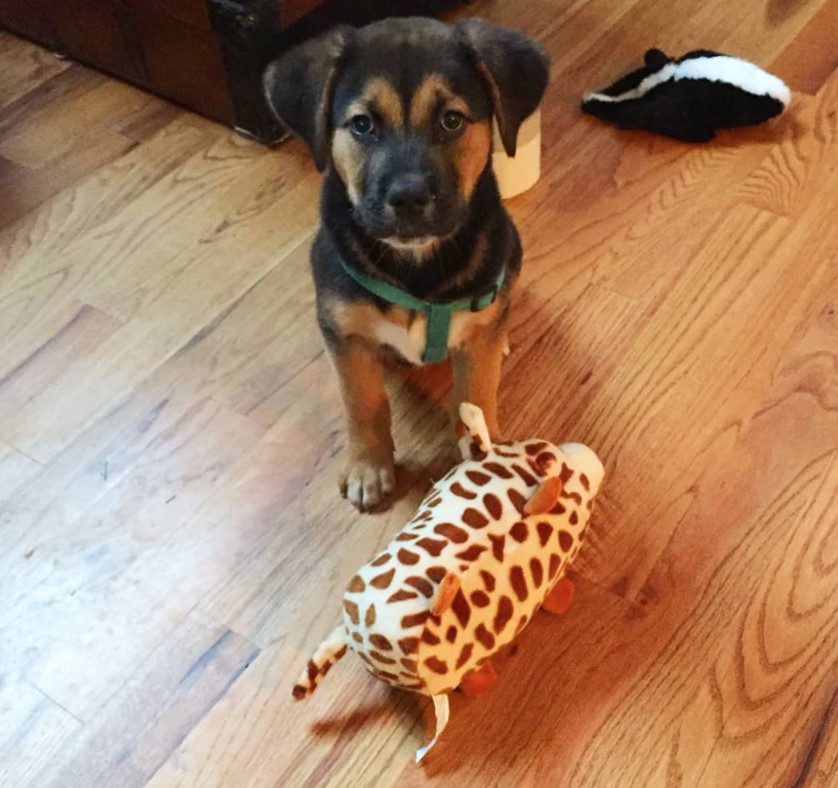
582, 48, 790, 142
292, 403, 605, 762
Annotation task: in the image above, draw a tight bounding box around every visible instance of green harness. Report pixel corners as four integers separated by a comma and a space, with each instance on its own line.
339, 259, 505, 364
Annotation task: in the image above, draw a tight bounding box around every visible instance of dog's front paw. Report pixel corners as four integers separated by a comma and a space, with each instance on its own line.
339, 452, 395, 512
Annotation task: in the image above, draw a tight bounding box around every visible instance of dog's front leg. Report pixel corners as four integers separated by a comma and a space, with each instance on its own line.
328, 339, 395, 511
450, 327, 507, 440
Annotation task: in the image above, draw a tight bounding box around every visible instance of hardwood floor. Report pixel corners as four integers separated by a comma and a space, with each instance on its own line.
1, 1, 837, 785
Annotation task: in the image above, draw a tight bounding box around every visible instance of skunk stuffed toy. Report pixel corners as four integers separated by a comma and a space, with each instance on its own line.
582, 49, 790, 142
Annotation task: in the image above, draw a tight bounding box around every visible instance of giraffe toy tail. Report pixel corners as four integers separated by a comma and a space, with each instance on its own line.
291, 626, 349, 700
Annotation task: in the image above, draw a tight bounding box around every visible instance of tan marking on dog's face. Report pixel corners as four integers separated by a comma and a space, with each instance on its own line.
331, 78, 404, 206
456, 119, 492, 199
331, 72, 492, 236
331, 128, 364, 205
410, 74, 490, 200
409, 74, 470, 128
358, 77, 403, 129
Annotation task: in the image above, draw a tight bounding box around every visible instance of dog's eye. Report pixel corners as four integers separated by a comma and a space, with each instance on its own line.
350, 114, 375, 136
440, 110, 465, 133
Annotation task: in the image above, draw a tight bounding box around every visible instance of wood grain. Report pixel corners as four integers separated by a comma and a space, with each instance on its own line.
1, 2, 837, 786
0, 439, 40, 500
32, 611, 259, 788
0, 31, 69, 111
0, 66, 170, 228
0, 675, 82, 787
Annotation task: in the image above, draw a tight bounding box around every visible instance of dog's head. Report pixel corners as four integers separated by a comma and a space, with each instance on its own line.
264, 17, 548, 251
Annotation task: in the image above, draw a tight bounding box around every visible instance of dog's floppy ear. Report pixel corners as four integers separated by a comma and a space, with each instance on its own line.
455, 19, 549, 157
263, 26, 352, 171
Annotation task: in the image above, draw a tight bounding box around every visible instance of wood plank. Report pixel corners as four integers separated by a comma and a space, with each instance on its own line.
0, 136, 318, 463
0, 31, 70, 110
0, 440, 40, 501
739, 74, 838, 217
31, 611, 258, 788
0, 675, 82, 787
148, 152, 836, 784
551, 107, 838, 599
0, 79, 140, 169
0, 186, 318, 464
0, 63, 105, 137
109, 99, 182, 144
0, 235, 315, 568
0, 130, 136, 228
770, 0, 838, 95
0, 114, 215, 283
0, 302, 123, 445
799, 689, 838, 787
0, 131, 303, 345
1, 393, 265, 719
696, 454, 838, 785
0, 339, 265, 564
0, 74, 182, 228
79, 138, 317, 321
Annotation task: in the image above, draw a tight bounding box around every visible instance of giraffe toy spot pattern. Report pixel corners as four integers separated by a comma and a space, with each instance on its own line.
292, 403, 605, 763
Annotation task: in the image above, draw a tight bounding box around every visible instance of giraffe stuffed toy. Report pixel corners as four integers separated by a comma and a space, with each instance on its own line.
292, 403, 604, 762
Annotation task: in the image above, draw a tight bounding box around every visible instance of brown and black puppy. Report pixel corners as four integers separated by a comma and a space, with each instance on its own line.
263, 17, 548, 511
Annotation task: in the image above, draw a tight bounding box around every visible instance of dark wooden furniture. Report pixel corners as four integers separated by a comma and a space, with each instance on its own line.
0, 0, 460, 143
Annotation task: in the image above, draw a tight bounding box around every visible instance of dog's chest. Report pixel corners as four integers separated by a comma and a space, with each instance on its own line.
373, 315, 428, 365
374, 308, 492, 365
333, 298, 502, 365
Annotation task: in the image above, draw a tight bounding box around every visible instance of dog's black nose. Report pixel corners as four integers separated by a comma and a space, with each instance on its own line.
386, 174, 432, 216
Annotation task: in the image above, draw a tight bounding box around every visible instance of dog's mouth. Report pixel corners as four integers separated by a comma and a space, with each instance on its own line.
382, 235, 439, 253
354, 195, 463, 254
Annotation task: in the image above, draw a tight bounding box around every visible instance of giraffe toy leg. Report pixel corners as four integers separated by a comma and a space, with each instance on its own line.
542, 577, 575, 614
459, 661, 497, 696
524, 476, 563, 515
430, 572, 461, 616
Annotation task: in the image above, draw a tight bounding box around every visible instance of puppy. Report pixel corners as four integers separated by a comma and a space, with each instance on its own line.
263, 17, 548, 511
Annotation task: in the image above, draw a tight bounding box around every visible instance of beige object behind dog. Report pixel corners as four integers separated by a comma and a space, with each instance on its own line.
492, 107, 541, 199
